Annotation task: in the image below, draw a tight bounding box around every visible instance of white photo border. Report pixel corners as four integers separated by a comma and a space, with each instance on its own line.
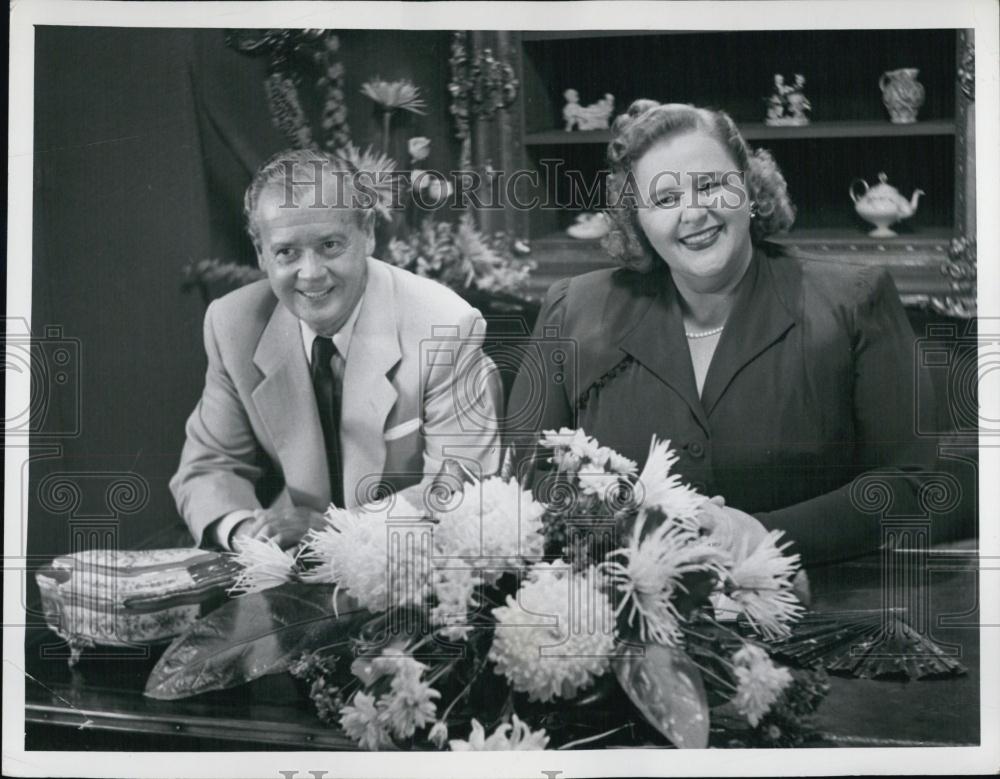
5, 1, 999, 777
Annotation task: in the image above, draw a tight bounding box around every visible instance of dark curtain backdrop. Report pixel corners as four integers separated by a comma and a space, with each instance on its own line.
27, 27, 458, 601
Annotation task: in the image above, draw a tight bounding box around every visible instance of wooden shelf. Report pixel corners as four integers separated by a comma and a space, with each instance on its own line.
524, 120, 956, 146
520, 227, 957, 302
532, 226, 952, 247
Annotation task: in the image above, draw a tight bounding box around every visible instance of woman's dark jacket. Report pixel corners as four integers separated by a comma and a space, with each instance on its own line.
505, 247, 938, 565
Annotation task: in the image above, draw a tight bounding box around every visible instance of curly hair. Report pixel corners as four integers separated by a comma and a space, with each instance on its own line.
602, 101, 796, 273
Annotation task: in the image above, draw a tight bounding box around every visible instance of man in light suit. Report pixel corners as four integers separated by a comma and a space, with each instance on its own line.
171, 150, 503, 550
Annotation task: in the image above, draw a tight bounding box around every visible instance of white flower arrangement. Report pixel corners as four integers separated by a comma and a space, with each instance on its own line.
224, 429, 809, 751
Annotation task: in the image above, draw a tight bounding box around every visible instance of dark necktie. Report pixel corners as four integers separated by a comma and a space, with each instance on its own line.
311, 335, 345, 508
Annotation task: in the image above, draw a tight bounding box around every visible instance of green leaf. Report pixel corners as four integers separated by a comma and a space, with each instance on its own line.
144, 583, 365, 700
614, 643, 710, 749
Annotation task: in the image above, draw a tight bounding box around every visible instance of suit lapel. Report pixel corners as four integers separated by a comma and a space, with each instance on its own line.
252, 301, 331, 507
340, 258, 400, 507
700, 250, 797, 417
618, 273, 708, 433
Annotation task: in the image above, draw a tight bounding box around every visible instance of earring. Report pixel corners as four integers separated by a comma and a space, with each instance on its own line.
749, 200, 759, 219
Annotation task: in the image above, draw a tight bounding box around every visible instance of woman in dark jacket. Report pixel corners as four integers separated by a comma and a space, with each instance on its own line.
506, 101, 936, 565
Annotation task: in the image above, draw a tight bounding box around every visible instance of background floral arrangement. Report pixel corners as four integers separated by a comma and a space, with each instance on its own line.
184, 33, 534, 303
385, 214, 535, 296
145, 430, 827, 750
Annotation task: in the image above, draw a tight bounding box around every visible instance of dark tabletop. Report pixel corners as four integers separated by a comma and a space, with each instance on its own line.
23, 542, 980, 751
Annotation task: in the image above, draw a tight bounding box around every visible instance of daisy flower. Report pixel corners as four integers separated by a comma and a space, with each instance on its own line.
449, 715, 549, 751
730, 643, 793, 727
361, 78, 428, 114
576, 469, 623, 497
340, 691, 393, 750
378, 668, 440, 739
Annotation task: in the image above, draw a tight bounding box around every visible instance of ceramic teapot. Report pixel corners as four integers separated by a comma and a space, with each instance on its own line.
849, 172, 924, 238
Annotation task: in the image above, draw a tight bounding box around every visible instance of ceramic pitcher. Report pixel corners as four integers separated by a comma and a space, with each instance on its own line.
880, 68, 925, 124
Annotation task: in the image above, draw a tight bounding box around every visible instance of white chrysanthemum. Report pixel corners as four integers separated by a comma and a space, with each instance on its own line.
228, 536, 297, 595
716, 530, 804, 639
299, 497, 431, 612
340, 691, 393, 750
576, 469, 623, 496
539, 427, 604, 474
489, 563, 615, 702
433, 477, 545, 579
635, 436, 704, 526
601, 511, 727, 646
449, 715, 549, 751
377, 667, 440, 739
603, 448, 639, 475
731, 643, 793, 727
430, 567, 478, 641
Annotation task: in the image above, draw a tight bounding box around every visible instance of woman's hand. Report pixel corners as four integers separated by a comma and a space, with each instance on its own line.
696, 498, 771, 551
697, 498, 811, 606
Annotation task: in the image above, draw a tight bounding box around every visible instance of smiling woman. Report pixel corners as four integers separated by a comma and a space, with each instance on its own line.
506, 100, 938, 566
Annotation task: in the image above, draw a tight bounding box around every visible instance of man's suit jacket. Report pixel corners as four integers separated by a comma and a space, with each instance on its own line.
171, 257, 503, 545
506, 247, 939, 565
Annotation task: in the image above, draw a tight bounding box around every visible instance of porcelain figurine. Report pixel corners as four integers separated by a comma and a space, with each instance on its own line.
850, 172, 924, 237
765, 73, 811, 126
562, 90, 615, 131
563, 88, 582, 131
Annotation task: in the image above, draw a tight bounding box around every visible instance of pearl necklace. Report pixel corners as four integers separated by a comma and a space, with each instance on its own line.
685, 325, 725, 339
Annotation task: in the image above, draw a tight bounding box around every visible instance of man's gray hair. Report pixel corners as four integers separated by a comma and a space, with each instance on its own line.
244, 148, 370, 247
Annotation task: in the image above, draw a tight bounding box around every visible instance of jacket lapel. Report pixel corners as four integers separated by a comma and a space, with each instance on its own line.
700, 250, 797, 417
251, 301, 331, 508
618, 273, 708, 433
339, 258, 401, 507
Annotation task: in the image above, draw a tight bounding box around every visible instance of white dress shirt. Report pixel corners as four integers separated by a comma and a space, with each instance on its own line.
211, 295, 365, 549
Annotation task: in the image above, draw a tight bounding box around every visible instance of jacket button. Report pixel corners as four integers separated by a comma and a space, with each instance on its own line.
688, 442, 705, 459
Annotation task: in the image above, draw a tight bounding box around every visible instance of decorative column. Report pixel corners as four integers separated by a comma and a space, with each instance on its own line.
448, 32, 520, 238
934, 29, 976, 318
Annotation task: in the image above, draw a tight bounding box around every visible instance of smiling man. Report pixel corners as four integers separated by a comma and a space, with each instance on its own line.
171, 149, 503, 550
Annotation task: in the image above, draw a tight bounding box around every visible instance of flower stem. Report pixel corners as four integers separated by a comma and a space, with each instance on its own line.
381, 110, 393, 156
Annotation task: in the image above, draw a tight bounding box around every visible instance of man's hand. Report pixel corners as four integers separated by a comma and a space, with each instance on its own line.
231, 506, 328, 550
